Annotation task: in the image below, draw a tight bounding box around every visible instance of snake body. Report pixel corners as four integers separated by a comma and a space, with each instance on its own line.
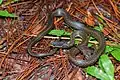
27, 9, 58, 57
27, 9, 105, 67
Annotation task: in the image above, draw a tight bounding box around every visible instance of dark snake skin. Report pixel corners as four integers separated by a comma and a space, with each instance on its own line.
27, 8, 106, 67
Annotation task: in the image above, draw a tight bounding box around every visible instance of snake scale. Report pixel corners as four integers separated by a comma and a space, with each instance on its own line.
27, 8, 106, 67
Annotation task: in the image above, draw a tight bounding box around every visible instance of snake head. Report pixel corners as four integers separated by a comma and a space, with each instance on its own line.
50, 41, 70, 48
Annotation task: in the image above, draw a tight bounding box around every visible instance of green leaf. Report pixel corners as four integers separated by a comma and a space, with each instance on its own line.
0, 10, 17, 17
14, 0, 19, 1
64, 31, 71, 36
0, 0, 2, 5
99, 24, 104, 30
111, 47, 120, 61
97, 15, 104, 23
88, 43, 93, 47
48, 30, 70, 37
75, 40, 79, 45
89, 36, 95, 40
105, 46, 114, 53
48, 30, 65, 37
99, 54, 114, 80
86, 66, 110, 80
94, 24, 103, 31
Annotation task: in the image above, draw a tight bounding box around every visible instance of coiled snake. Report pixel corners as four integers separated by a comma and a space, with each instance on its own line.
27, 9, 105, 67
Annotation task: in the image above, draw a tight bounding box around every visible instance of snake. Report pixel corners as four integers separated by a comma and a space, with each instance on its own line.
27, 8, 75, 57
50, 30, 88, 49
27, 8, 106, 67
